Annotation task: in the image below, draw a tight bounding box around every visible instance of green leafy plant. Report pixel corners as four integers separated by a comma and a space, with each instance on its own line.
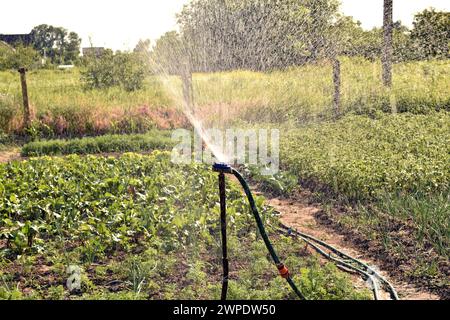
0, 151, 369, 300
243, 165, 298, 196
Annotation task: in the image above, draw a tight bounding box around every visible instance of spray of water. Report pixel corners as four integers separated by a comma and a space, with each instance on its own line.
148, 0, 325, 164
148, 57, 229, 163
147, 0, 438, 164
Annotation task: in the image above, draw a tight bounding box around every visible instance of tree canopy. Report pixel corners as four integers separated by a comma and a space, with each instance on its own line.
152, 1, 449, 73
30, 24, 81, 65
176, 0, 343, 71
411, 9, 450, 59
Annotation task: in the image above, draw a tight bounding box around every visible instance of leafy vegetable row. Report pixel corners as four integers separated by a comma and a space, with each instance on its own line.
0, 152, 368, 299
21, 131, 174, 157
281, 112, 450, 200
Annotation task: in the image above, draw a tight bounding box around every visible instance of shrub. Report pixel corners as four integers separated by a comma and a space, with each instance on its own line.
0, 45, 41, 71
81, 51, 145, 92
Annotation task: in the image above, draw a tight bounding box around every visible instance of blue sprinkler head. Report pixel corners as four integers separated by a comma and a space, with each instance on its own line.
212, 162, 233, 174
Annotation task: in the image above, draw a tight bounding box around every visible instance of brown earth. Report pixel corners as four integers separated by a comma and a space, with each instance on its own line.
0, 148, 20, 163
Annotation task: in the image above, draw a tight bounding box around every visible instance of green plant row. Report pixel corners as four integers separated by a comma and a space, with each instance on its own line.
280, 112, 450, 260
282, 112, 450, 200
0, 152, 369, 300
20, 131, 174, 157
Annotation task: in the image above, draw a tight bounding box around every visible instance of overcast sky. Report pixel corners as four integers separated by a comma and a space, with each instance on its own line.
1, 0, 449, 51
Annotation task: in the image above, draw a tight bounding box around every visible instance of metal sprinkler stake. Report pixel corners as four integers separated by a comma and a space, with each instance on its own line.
213, 163, 233, 300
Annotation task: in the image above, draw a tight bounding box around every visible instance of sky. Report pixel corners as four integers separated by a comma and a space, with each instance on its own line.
1, 0, 449, 51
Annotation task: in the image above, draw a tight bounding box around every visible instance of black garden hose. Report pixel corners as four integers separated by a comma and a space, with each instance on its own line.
231, 168, 306, 300
213, 163, 306, 300
279, 224, 399, 300
213, 163, 399, 301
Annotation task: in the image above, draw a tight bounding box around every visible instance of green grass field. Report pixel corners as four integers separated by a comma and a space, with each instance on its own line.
1, 58, 448, 137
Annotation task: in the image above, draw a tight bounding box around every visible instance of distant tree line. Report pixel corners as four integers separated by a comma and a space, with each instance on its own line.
0, 24, 82, 70
151, 0, 449, 73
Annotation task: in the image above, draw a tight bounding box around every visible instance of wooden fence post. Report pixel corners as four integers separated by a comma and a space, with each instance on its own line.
18, 67, 31, 128
181, 62, 194, 116
382, 0, 393, 88
332, 57, 341, 116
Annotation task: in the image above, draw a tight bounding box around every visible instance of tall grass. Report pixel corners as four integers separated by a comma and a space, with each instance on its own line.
0, 69, 184, 137
0, 57, 448, 137
192, 57, 449, 123
375, 192, 450, 257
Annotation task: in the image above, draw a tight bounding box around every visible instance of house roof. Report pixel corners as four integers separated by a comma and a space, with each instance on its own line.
0, 34, 33, 46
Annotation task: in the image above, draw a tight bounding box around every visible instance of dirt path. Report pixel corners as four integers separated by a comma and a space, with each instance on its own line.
0, 148, 21, 163
259, 189, 440, 300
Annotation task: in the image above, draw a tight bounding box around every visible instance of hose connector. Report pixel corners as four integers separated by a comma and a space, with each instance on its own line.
213, 162, 233, 174
277, 263, 290, 279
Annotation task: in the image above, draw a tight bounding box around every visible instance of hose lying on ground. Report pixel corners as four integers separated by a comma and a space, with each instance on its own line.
278, 224, 399, 300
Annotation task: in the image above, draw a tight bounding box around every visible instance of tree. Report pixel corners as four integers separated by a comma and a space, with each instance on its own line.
134, 39, 151, 56
392, 22, 415, 62
411, 9, 450, 59
174, 0, 342, 72
303, 0, 341, 61
338, 21, 416, 63
65, 32, 82, 64
30, 24, 81, 64
150, 31, 186, 74
134, 39, 152, 73
382, 0, 393, 87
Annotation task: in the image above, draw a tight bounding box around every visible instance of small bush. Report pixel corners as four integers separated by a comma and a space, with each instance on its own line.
81, 51, 145, 92
0, 45, 41, 71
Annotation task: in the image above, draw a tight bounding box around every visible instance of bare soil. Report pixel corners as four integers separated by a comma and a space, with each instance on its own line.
0, 148, 20, 163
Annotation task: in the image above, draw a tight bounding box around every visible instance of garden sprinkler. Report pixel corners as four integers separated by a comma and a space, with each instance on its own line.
212, 162, 306, 300
212, 163, 232, 300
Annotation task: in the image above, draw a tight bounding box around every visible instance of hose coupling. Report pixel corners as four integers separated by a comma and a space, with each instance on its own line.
277, 263, 290, 279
